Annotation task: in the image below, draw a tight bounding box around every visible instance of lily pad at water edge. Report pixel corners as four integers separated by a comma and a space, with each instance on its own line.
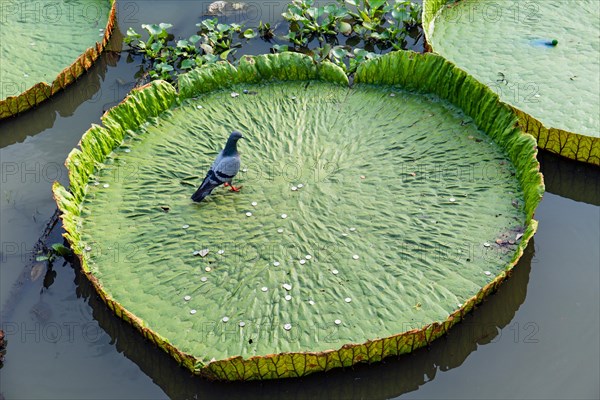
423, 0, 600, 165
0, 0, 116, 120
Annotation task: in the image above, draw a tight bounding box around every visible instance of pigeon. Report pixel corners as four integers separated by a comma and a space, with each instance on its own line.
191, 131, 244, 202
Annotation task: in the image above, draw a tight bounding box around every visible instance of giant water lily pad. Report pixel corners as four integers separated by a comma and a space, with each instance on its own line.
53, 52, 543, 380
0, 0, 116, 120
423, 0, 600, 165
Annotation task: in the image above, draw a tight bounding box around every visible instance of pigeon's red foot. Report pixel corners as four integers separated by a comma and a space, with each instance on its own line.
224, 182, 243, 192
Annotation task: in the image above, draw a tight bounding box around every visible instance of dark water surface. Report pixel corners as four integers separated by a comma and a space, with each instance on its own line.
0, 1, 598, 399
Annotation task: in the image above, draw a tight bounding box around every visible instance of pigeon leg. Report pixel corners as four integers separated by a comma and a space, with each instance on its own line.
223, 182, 243, 192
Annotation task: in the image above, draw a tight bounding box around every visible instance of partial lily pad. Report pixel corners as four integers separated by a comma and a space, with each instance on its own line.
423, 0, 600, 165
53, 52, 543, 380
0, 0, 116, 120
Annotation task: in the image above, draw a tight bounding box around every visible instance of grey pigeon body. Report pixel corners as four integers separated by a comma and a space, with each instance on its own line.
191, 131, 243, 202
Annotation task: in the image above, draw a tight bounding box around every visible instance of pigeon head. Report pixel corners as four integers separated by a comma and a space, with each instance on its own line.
229, 131, 244, 141
223, 131, 244, 155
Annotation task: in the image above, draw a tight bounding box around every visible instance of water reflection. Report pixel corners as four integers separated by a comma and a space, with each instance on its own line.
539, 150, 600, 206
76, 240, 533, 399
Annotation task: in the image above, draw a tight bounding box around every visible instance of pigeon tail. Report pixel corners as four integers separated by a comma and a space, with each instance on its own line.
191, 190, 209, 202
191, 182, 217, 202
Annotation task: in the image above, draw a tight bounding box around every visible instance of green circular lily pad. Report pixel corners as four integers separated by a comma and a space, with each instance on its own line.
53, 52, 543, 380
423, 0, 600, 165
0, 0, 116, 119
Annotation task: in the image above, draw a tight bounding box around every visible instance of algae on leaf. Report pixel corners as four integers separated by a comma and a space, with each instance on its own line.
53, 52, 543, 380
423, 0, 600, 165
0, 0, 116, 119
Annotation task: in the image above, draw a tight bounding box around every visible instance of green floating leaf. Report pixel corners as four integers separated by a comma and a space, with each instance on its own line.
338, 21, 353, 34
369, 0, 387, 9
156, 63, 174, 72
272, 44, 289, 53
126, 27, 141, 39
55, 52, 542, 380
243, 28, 257, 39
219, 48, 235, 60
180, 59, 196, 70
330, 46, 348, 59
217, 23, 230, 33
51, 243, 72, 257
142, 24, 163, 36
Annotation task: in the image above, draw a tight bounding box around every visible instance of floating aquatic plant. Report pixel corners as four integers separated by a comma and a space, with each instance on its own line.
124, 0, 422, 79
53, 52, 543, 380
125, 20, 255, 80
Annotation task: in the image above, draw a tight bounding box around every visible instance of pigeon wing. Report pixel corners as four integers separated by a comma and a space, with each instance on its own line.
199, 151, 225, 186
191, 151, 225, 202
212, 153, 240, 184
